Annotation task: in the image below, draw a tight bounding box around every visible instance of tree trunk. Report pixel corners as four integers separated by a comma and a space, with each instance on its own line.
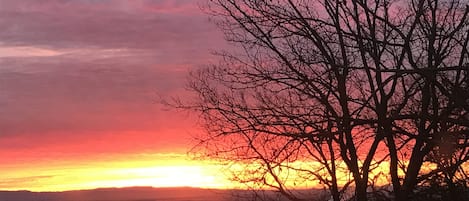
331, 185, 340, 201
398, 150, 425, 201
354, 179, 368, 201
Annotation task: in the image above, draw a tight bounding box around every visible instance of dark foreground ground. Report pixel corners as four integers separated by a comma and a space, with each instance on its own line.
0, 187, 326, 201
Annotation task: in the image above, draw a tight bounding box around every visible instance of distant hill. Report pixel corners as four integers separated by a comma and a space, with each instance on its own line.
0, 186, 327, 201
0, 187, 229, 201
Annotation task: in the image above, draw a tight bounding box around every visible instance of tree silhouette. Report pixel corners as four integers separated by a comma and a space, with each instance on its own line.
179, 0, 469, 201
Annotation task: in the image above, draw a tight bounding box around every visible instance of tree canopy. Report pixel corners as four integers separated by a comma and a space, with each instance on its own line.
179, 0, 469, 200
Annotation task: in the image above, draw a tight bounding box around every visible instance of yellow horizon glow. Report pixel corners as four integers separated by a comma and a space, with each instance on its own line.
0, 157, 395, 192
3, 151, 461, 192
0, 153, 236, 192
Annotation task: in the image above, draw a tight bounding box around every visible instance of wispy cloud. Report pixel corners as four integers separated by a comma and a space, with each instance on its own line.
0, 175, 56, 189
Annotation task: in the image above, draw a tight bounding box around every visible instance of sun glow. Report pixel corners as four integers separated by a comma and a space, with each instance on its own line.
98, 165, 224, 188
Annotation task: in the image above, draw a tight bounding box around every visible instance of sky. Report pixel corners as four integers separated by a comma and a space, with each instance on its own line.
0, 0, 231, 191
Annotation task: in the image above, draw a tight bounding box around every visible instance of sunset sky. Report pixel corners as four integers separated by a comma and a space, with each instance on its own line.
0, 0, 232, 191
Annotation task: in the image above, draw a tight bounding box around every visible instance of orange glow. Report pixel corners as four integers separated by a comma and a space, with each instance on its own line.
220, 160, 403, 189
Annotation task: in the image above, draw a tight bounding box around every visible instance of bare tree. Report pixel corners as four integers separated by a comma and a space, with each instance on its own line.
177, 0, 469, 201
